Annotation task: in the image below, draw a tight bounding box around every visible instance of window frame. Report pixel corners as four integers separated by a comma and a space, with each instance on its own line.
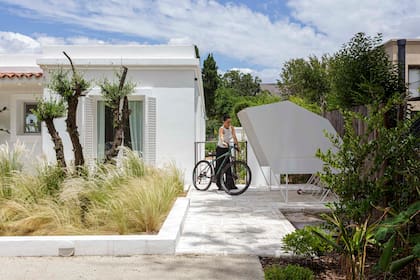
23, 102, 41, 134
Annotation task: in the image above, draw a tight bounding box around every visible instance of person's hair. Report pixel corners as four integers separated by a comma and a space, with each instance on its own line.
223, 114, 231, 122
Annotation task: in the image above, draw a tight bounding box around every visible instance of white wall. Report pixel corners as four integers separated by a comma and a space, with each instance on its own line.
152, 87, 195, 179
0, 94, 10, 144
40, 67, 203, 184
0, 80, 43, 158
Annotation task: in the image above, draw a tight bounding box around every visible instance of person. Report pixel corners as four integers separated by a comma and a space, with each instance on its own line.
216, 114, 239, 190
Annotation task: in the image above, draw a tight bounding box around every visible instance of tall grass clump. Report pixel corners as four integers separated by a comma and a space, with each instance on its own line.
0, 144, 185, 235
0, 142, 25, 176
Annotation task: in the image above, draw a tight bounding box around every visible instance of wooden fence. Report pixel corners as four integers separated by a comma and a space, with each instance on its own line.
323, 105, 369, 137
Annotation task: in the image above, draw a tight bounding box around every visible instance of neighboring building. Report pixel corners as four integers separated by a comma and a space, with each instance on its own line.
260, 83, 282, 96
384, 39, 420, 112
0, 45, 206, 183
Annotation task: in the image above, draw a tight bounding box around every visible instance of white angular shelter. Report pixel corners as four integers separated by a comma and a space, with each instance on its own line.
238, 101, 339, 200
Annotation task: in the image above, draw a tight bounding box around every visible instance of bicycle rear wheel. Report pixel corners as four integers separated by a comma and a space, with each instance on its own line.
220, 160, 252, 195
192, 160, 213, 191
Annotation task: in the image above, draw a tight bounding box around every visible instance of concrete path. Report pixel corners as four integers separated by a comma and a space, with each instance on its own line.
0, 255, 264, 280
176, 187, 295, 256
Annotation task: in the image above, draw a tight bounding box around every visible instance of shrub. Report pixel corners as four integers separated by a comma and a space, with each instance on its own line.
0, 142, 25, 177
0, 146, 184, 235
264, 265, 314, 280
317, 96, 420, 222
282, 225, 334, 257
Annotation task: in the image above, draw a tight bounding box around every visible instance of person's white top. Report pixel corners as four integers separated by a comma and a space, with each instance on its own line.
218, 126, 233, 148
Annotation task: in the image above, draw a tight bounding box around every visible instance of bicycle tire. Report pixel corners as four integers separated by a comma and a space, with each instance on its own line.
192, 160, 213, 191
220, 160, 252, 195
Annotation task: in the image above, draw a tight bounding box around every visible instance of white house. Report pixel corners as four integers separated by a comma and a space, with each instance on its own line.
0, 45, 206, 183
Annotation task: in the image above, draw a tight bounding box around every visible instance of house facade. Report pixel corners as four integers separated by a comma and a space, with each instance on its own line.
0, 45, 206, 183
384, 39, 420, 112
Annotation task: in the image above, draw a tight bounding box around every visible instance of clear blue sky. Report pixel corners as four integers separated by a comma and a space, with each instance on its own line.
1, 0, 419, 82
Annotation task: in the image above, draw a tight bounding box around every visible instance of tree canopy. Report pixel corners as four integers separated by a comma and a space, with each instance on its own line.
278, 55, 330, 106
278, 33, 406, 111
221, 70, 261, 96
202, 54, 219, 118
328, 32, 405, 109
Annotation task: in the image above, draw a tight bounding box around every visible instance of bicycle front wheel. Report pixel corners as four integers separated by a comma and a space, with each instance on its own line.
192, 160, 213, 191
220, 160, 252, 195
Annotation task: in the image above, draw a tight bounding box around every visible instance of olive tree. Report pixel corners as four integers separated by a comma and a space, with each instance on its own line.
32, 98, 67, 167
98, 67, 136, 161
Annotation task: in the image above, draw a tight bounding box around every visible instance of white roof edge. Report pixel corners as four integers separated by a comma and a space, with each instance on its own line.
40, 45, 197, 59
36, 58, 200, 67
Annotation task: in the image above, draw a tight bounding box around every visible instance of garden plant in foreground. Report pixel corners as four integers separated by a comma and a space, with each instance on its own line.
0, 144, 184, 235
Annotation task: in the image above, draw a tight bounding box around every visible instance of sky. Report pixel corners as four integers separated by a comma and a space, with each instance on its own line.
1, 0, 420, 82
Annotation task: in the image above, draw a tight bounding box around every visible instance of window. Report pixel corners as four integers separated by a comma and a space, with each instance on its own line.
97, 100, 143, 159
24, 103, 40, 134
408, 67, 420, 98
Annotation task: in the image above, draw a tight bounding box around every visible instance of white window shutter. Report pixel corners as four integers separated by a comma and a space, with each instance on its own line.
83, 96, 95, 162
144, 96, 157, 165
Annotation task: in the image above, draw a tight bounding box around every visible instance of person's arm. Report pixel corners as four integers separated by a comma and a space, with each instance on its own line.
231, 126, 239, 150
219, 127, 228, 147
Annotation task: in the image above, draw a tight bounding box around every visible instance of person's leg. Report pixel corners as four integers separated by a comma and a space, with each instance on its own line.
215, 146, 224, 190
224, 157, 236, 189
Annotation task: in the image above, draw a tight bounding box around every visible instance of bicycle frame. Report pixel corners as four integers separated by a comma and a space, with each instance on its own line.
209, 148, 235, 177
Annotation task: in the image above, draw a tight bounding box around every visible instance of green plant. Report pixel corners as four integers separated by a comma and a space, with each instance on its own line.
328, 33, 405, 109
313, 209, 383, 280
0, 142, 25, 177
264, 264, 314, 280
36, 163, 66, 197
121, 147, 145, 178
317, 96, 420, 222
98, 67, 136, 161
0, 149, 184, 236
48, 54, 91, 167
205, 142, 217, 156
278, 55, 330, 106
282, 225, 334, 257
288, 96, 322, 115
33, 96, 67, 168
375, 201, 420, 278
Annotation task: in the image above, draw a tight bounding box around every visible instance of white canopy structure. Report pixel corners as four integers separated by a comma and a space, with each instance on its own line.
238, 101, 339, 202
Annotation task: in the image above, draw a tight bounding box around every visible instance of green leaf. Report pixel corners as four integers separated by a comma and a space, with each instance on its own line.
311, 229, 342, 252
413, 243, 420, 258
378, 234, 395, 271
389, 255, 416, 274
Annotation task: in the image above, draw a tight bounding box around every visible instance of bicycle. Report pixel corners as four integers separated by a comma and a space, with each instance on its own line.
192, 145, 252, 195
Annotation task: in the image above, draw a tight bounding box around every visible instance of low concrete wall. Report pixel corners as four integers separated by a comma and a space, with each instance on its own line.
0, 197, 190, 257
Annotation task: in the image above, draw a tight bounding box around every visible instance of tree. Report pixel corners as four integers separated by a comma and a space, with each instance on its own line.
221, 70, 261, 96
99, 67, 136, 161
317, 96, 420, 222
48, 52, 90, 167
328, 33, 405, 109
202, 54, 220, 117
32, 98, 67, 168
278, 55, 330, 106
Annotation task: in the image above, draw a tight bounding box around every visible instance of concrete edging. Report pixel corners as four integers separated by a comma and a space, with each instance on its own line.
0, 197, 190, 257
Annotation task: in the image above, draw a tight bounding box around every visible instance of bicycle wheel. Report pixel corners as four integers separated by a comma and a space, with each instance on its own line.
220, 160, 252, 195
192, 160, 213, 191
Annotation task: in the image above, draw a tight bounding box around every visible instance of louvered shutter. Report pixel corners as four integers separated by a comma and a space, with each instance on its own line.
144, 97, 157, 165
83, 96, 95, 162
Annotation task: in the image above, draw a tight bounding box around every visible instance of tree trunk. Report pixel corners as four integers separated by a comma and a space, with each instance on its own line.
66, 96, 84, 166
105, 67, 129, 162
63, 51, 85, 167
123, 95, 132, 149
44, 118, 67, 168
105, 102, 123, 161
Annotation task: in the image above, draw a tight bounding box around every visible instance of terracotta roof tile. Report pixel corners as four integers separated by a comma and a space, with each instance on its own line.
0, 72, 43, 79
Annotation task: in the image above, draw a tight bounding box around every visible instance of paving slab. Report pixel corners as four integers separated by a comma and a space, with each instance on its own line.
176, 187, 296, 256
0, 255, 263, 280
